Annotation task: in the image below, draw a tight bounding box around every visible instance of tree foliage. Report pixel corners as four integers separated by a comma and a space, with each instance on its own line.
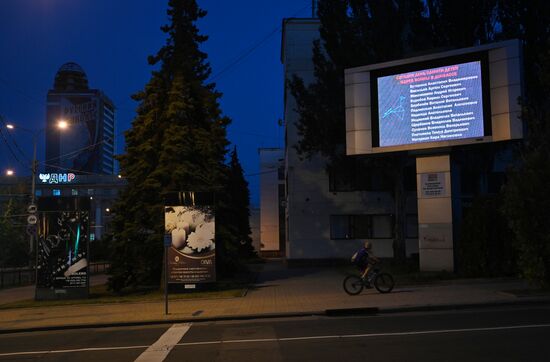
499, 0, 550, 286
0, 198, 29, 268
109, 0, 231, 291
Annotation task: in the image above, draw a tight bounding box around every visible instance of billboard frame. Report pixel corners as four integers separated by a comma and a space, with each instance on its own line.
370, 51, 493, 148
345, 39, 523, 156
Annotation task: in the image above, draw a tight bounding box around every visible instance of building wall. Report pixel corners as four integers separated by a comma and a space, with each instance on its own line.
282, 18, 418, 260
46, 91, 115, 175
249, 207, 261, 253
259, 148, 284, 252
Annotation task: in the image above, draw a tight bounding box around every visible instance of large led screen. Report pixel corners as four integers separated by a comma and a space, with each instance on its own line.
376, 61, 485, 147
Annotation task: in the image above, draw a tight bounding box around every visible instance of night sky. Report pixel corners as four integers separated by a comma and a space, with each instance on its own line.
0, 0, 314, 206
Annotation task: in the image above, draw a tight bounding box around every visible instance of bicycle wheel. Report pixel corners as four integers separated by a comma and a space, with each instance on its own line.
343, 275, 364, 295
374, 273, 394, 293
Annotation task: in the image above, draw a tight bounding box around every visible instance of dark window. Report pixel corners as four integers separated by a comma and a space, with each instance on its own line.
330, 214, 394, 240
330, 215, 351, 239
372, 215, 393, 238
329, 158, 395, 192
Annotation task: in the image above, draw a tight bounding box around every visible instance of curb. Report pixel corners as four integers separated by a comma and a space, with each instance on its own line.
1, 299, 549, 335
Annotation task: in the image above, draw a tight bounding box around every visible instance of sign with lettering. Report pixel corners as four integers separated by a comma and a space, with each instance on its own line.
421, 172, 446, 197
39, 173, 76, 184
164, 205, 216, 284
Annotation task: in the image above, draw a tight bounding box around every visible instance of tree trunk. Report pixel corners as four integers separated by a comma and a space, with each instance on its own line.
392, 160, 407, 263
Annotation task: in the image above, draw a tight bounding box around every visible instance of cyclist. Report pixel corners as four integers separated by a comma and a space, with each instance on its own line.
351, 241, 379, 284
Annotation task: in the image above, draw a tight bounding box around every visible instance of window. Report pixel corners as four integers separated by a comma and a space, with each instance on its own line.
330, 214, 394, 240
329, 158, 393, 192
71, 189, 78, 196
330, 215, 351, 239
372, 215, 393, 238
35, 190, 42, 197
90, 233, 95, 241
52, 189, 61, 196
87, 189, 94, 196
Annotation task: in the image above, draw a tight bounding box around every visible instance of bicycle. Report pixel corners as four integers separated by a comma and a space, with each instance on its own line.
343, 268, 395, 295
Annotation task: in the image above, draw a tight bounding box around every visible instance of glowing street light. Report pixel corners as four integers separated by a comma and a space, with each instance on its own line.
5, 120, 69, 253
57, 119, 69, 129
6, 169, 14, 176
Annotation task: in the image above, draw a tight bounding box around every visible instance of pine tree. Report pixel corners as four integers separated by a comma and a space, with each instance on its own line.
214, 147, 256, 276
227, 147, 255, 258
109, 0, 230, 291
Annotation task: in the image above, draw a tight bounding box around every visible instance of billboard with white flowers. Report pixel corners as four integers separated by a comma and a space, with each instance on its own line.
164, 205, 216, 283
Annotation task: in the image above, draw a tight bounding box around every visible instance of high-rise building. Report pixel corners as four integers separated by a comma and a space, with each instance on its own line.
46, 62, 115, 175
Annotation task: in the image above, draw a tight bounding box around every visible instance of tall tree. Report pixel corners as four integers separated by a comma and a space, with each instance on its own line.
109, 0, 230, 291
498, 0, 550, 286
290, 0, 502, 263
215, 147, 256, 274
289, 0, 434, 262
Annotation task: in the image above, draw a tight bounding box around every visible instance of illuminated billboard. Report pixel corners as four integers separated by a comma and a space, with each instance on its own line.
344, 40, 522, 155
375, 60, 486, 147
36, 197, 90, 300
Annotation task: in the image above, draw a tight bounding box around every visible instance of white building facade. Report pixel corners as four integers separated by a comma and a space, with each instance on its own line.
259, 148, 285, 256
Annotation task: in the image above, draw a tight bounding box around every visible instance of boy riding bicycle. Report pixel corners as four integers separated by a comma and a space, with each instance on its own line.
351, 241, 379, 284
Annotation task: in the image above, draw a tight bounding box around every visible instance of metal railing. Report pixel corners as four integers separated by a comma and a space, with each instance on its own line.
0, 262, 110, 289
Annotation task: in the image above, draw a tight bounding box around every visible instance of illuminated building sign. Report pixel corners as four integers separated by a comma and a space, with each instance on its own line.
39, 173, 76, 184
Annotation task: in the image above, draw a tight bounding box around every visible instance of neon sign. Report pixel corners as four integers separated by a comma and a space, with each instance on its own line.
39, 173, 76, 184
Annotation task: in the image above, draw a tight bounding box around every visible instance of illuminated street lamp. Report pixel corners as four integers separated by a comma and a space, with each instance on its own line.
57, 119, 68, 130
5, 120, 69, 252
5, 169, 14, 176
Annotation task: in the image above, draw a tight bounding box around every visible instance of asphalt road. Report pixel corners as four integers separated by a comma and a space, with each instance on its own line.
0, 305, 549, 361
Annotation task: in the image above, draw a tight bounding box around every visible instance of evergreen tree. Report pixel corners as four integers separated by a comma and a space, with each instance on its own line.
215, 147, 256, 275
109, 0, 230, 291
227, 147, 255, 258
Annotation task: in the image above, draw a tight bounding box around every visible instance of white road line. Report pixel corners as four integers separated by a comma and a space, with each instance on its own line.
1, 323, 549, 357
134, 323, 192, 362
174, 323, 550, 347
0, 345, 149, 357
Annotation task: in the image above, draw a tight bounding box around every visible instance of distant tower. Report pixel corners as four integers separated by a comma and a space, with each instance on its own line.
45, 62, 115, 175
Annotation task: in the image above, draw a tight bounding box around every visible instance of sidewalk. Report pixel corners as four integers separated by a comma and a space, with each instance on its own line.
0, 274, 109, 305
0, 260, 548, 333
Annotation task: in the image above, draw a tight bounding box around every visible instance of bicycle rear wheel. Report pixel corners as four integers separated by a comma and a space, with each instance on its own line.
343, 275, 364, 295
374, 273, 394, 293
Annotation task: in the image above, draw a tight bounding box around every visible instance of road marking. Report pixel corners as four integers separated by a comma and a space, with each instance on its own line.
0, 345, 149, 357
174, 323, 550, 347
134, 323, 192, 362
1, 323, 549, 357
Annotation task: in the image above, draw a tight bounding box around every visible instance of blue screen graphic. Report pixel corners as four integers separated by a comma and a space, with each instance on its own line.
377, 61, 484, 147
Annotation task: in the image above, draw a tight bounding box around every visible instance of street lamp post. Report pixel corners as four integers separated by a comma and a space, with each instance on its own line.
5, 121, 68, 253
